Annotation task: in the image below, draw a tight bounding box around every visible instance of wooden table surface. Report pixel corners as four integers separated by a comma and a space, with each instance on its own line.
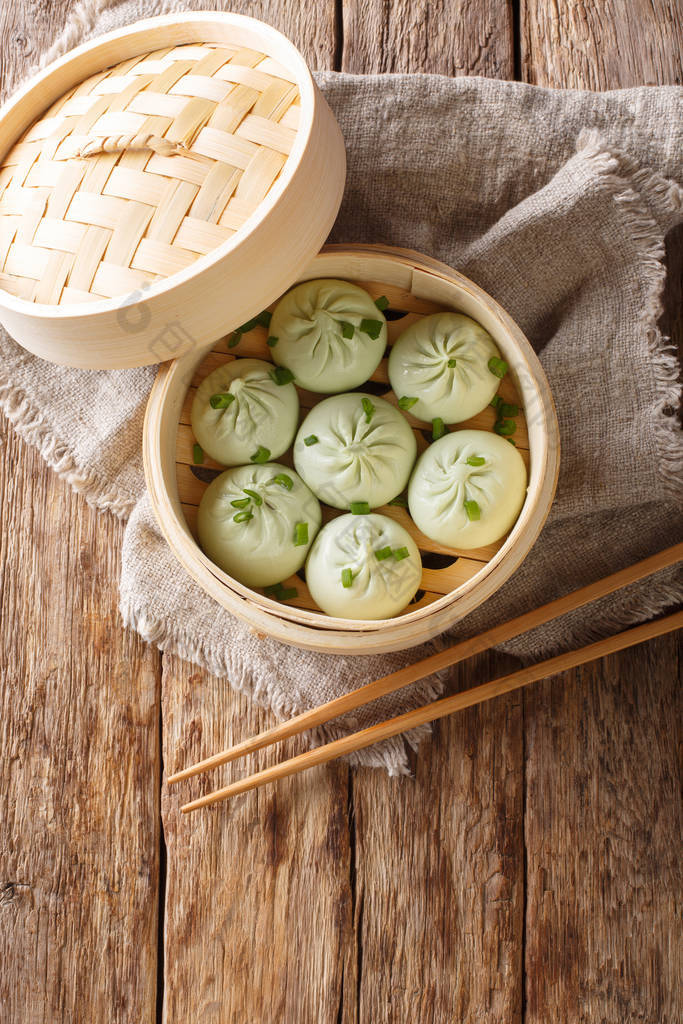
0, 2, 680, 1022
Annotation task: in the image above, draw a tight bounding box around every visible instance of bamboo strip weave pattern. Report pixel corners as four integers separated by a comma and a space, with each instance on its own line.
0, 43, 301, 305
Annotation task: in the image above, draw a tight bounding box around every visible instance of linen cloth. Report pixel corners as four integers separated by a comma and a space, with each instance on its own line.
1, 0, 681, 772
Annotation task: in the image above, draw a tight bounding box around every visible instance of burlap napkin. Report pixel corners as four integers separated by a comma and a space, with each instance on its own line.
1, 0, 681, 773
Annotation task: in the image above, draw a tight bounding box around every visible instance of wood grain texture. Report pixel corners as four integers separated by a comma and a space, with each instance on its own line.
0, 3, 162, 1023
0, 429, 161, 1022
342, 0, 514, 77
160, 654, 354, 1024
524, 640, 682, 1023
521, 0, 683, 88
521, 3, 683, 1022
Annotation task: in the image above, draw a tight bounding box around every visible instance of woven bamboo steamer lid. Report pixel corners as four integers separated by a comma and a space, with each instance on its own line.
0, 13, 345, 368
144, 244, 560, 655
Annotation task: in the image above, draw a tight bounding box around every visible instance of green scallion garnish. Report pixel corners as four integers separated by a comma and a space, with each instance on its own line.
350, 501, 370, 515
294, 522, 309, 546
447, 357, 457, 368
490, 395, 503, 411
494, 418, 516, 436
432, 417, 445, 440
507, 438, 517, 446
360, 318, 383, 340
272, 473, 293, 490
230, 497, 251, 509
398, 396, 419, 411
270, 366, 295, 386
265, 582, 298, 601
361, 397, 375, 422
393, 547, 410, 561
464, 500, 481, 521
304, 434, 319, 446
488, 356, 509, 378
267, 336, 278, 347
466, 455, 485, 466
388, 495, 408, 508
229, 310, 272, 345
228, 333, 241, 348
340, 320, 355, 339
374, 295, 389, 311
243, 488, 262, 506
233, 509, 254, 524
192, 443, 204, 465
341, 568, 354, 588
500, 402, 518, 417
250, 445, 271, 463
209, 392, 234, 409
375, 546, 393, 561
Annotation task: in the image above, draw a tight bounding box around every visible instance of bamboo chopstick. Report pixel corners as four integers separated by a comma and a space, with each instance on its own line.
167, 542, 683, 785
181, 609, 683, 812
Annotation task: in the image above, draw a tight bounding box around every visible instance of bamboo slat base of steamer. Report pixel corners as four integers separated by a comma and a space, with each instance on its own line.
176, 278, 531, 617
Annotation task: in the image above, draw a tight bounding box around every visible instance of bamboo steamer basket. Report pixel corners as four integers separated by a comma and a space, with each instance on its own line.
144, 245, 560, 655
0, 13, 345, 368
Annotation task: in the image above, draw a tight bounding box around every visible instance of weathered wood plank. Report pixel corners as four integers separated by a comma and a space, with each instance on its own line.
0, 3, 162, 1021
157, 4, 354, 1021
522, 3, 682, 1021
523, 641, 681, 1022
0, 429, 161, 1022
342, 0, 514, 77
160, 655, 355, 1024
340, 8, 526, 1023
521, 0, 683, 89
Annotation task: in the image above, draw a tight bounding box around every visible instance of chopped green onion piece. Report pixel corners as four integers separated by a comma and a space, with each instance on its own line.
466, 455, 486, 467
431, 417, 445, 440
243, 488, 262, 506
447, 357, 457, 368
294, 522, 309, 546
350, 501, 370, 515
507, 438, 517, 446
303, 434, 319, 446
375, 546, 393, 561
490, 395, 503, 410
272, 473, 293, 490
270, 366, 295, 386
339, 320, 355, 339
227, 333, 241, 348
500, 402, 519, 417
374, 295, 389, 311
230, 497, 251, 509
494, 418, 516, 436
388, 495, 408, 508
267, 335, 279, 347
192, 443, 204, 465
209, 392, 234, 409
264, 582, 298, 601
341, 568, 354, 588
250, 445, 271, 463
257, 310, 272, 328
488, 356, 509, 378
393, 547, 410, 561
360, 318, 383, 340
464, 500, 481, 521
361, 397, 375, 423
233, 509, 254, 524
398, 396, 419, 410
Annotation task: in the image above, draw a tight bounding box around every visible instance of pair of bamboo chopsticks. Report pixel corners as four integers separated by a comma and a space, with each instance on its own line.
169, 543, 683, 812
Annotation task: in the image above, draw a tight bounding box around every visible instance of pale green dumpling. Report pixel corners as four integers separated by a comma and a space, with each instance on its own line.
191, 358, 298, 466
293, 393, 417, 510
388, 312, 503, 423
305, 513, 422, 619
197, 464, 321, 588
408, 429, 527, 549
270, 278, 387, 393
